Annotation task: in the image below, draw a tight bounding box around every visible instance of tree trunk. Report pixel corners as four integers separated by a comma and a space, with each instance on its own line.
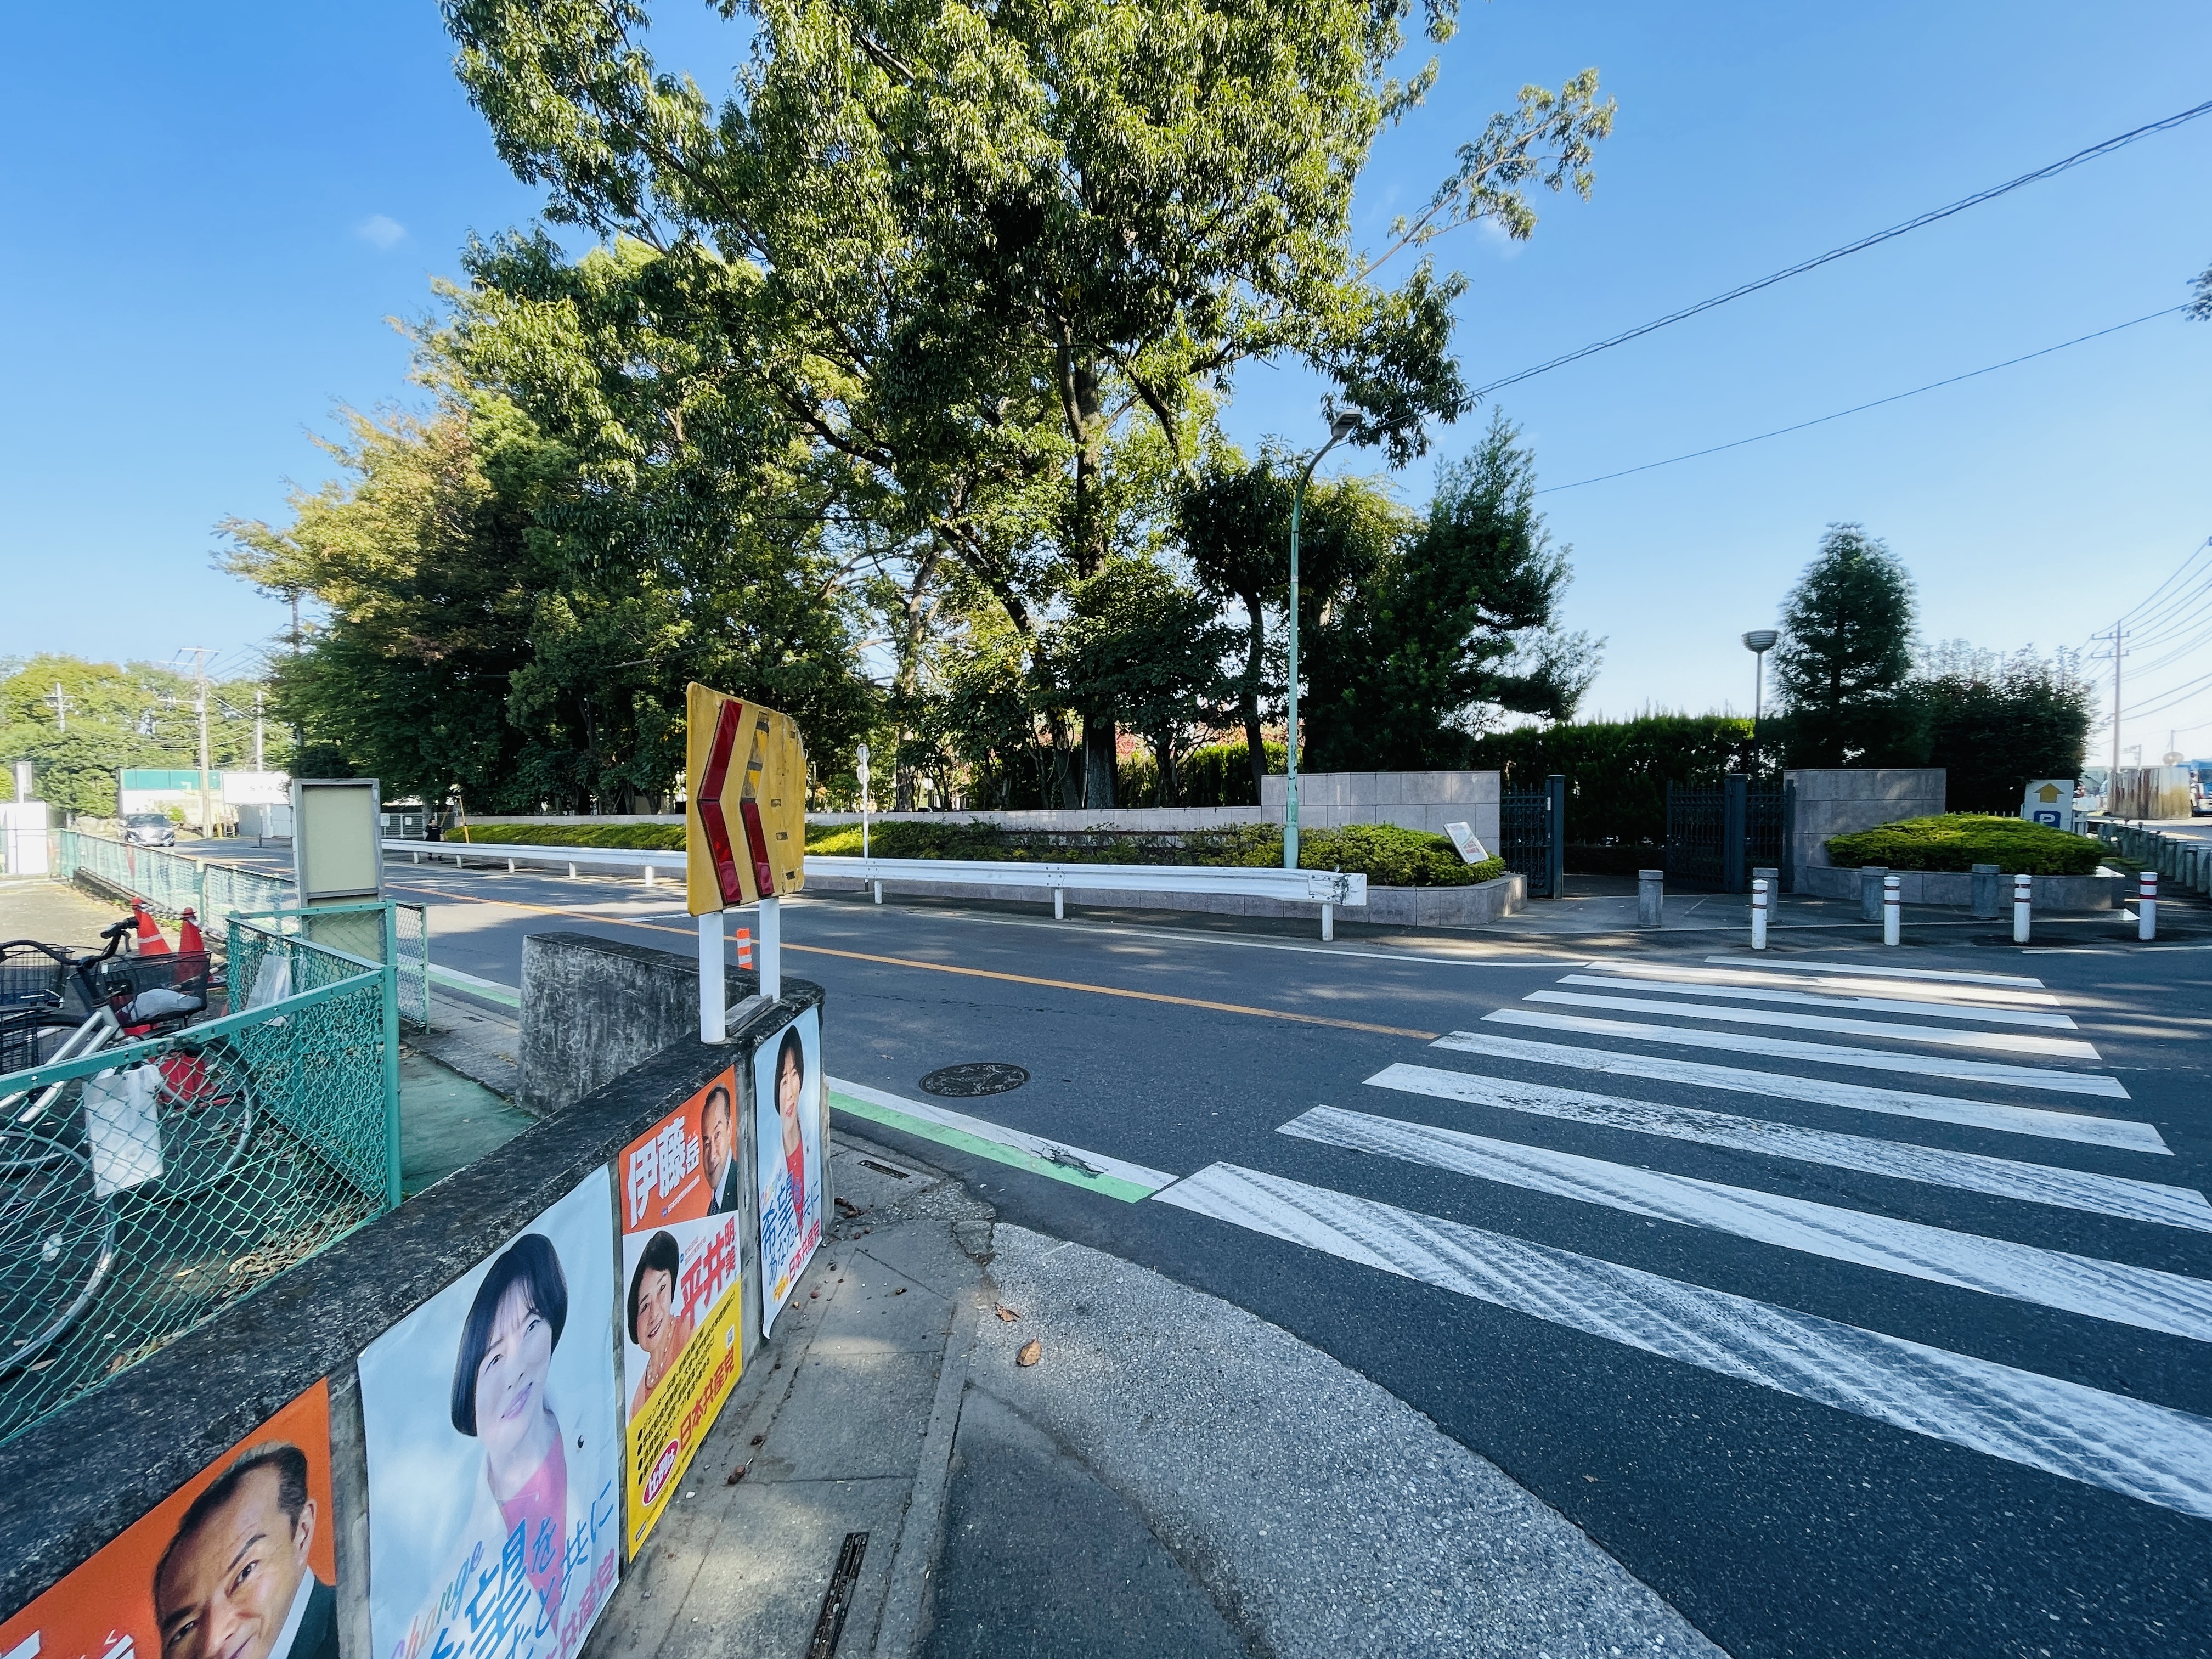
1153, 732, 1179, 807
1082, 715, 1117, 810
1239, 589, 1268, 802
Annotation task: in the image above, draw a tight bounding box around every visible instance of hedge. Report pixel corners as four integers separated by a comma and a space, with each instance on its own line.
455, 822, 685, 849
805, 818, 1504, 886
1824, 814, 2103, 876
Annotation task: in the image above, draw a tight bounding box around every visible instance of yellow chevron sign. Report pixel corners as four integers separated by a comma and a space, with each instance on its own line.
685, 682, 807, 916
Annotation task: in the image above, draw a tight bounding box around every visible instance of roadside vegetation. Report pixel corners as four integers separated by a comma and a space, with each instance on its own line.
1824, 814, 2104, 875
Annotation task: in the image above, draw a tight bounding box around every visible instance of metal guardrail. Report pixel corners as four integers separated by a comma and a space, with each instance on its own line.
0, 912, 399, 1442
382, 837, 1365, 934
54, 833, 430, 1029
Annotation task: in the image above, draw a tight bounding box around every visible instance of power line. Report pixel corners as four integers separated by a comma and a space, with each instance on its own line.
1535, 307, 2185, 495
1474, 97, 2212, 399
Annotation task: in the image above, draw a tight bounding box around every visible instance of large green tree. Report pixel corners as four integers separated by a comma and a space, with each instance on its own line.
1771, 523, 1926, 767
1916, 642, 2095, 812
443, 0, 1613, 803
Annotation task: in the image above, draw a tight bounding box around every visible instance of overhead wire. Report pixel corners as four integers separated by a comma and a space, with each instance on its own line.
1472, 97, 2212, 399
1534, 307, 2186, 495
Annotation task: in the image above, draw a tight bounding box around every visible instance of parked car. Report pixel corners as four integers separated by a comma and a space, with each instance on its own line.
122, 811, 177, 847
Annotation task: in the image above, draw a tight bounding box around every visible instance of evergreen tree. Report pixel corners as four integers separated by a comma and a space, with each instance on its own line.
1772, 524, 1926, 766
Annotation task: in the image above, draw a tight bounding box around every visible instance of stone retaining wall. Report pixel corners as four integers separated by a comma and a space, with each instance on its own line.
1794, 864, 2120, 911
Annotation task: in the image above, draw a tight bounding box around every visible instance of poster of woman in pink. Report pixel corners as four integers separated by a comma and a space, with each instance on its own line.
357, 1174, 620, 1659
753, 1005, 823, 1336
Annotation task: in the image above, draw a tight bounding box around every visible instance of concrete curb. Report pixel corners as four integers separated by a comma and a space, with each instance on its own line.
874, 1288, 983, 1655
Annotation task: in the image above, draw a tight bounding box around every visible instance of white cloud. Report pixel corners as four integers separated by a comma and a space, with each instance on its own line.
356, 214, 407, 251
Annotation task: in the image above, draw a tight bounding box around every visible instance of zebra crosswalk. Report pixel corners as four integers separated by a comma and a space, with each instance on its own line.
1152, 952, 2212, 1524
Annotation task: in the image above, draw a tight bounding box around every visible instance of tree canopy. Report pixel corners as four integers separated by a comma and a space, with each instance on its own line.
1772, 523, 1925, 766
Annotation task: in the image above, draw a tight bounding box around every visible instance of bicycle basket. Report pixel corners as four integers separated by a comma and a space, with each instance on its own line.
90, 952, 211, 1027
1, 1006, 74, 1075
1, 941, 76, 1009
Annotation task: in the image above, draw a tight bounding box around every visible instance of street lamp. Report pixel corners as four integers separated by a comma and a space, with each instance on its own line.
1284, 411, 1362, 871
1741, 629, 1779, 769
856, 743, 871, 859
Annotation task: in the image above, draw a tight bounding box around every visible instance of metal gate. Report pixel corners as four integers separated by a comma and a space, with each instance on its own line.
1666, 777, 1788, 892
1500, 775, 1565, 899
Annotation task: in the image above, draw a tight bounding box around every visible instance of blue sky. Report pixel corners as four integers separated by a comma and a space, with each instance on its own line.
4, 1, 2208, 761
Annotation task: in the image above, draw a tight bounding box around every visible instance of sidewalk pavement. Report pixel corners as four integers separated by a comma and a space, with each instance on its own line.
586, 1130, 1720, 1658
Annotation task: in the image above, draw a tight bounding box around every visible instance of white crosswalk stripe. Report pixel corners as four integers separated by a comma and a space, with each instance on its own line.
1483, 1009, 2130, 1097
1525, 989, 2101, 1058
1363, 1063, 2211, 1229
1587, 960, 2064, 1007
1154, 1163, 2212, 1522
1427, 1029, 2165, 1150
1701, 956, 2045, 988
1556, 973, 2080, 1029
1279, 1105, 2212, 1341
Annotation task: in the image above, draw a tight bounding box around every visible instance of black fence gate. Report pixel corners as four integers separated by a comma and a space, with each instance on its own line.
1500, 774, 1566, 898
1666, 776, 1791, 892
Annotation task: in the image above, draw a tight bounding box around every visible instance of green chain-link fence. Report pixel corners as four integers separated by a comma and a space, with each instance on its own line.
54, 832, 428, 1028
0, 912, 398, 1442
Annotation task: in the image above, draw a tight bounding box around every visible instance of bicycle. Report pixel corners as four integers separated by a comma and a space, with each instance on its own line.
2, 917, 258, 1377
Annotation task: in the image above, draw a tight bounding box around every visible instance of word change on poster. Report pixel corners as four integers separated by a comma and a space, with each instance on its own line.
1, 1381, 338, 1659
754, 1003, 824, 1337
358, 1174, 621, 1659
616, 1068, 746, 1558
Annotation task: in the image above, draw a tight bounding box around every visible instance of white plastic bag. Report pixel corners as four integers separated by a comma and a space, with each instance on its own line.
82, 1063, 166, 1197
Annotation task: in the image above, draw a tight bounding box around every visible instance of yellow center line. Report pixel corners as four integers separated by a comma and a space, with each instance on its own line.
390, 881, 1440, 1041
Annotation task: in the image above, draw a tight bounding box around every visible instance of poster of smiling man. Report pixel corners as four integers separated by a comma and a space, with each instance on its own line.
754, 1004, 824, 1338
0, 1380, 338, 1659
357, 1175, 620, 1659
614, 1067, 745, 1558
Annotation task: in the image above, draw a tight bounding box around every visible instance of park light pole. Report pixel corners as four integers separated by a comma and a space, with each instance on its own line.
1741, 629, 1778, 771
1284, 411, 1361, 871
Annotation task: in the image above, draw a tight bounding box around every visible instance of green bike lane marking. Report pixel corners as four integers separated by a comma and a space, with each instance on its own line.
827, 1077, 1177, 1203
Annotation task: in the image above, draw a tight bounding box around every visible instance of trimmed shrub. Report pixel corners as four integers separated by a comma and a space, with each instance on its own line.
1824, 814, 2102, 875
456, 822, 685, 849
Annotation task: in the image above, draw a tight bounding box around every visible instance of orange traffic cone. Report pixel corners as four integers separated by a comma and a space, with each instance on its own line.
737, 927, 754, 970
131, 899, 172, 955
177, 908, 205, 956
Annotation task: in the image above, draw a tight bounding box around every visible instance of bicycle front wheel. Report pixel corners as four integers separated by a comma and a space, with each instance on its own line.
151, 1037, 257, 1195
0, 1125, 116, 1376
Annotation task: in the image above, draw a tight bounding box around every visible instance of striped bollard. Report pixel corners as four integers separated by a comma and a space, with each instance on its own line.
2013, 873, 2032, 944
1751, 878, 1769, 951
737, 926, 754, 969
2138, 871, 2157, 943
1882, 874, 1901, 947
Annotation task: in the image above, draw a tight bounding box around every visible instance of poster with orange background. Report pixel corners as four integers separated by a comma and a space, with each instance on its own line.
616, 1068, 744, 1558
1, 1380, 336, 1659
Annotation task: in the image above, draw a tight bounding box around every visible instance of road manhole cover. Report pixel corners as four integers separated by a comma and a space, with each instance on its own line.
919, 1062, 1030, 1098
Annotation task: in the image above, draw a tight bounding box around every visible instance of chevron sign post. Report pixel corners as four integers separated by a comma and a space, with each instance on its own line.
686, 682, 807, 1041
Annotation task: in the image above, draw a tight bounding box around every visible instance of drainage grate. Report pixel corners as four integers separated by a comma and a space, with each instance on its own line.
918, 1062, 1030, 1097
808, 1531, 869, 1657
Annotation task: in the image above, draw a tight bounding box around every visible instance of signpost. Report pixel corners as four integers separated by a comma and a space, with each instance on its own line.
686, 683, 807, 1041
2021, 778, 2075, 833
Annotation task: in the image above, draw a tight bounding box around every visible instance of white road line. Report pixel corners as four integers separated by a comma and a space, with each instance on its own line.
1480, 1010, 2131, 1099
1281, 1107, 2212, 1342
1430, 1030, 2163, 1152
1525, 991, 2102, 1060
1585, 961, 2063, 1007
1703, 956, 2044, 989
1363, 1064, 2211, 1231
1557, 974, 2078, 1030
1154, 1164, 2212, 1522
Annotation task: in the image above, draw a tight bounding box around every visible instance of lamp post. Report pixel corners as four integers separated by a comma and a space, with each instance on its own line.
1284, 412, 1361, 871
1741, 629, 1778, 770
856, 743, 871, 859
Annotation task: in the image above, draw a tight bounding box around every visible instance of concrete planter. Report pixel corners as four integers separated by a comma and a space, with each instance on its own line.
806, 869, 1527, 928
1794, 864, 2121, 912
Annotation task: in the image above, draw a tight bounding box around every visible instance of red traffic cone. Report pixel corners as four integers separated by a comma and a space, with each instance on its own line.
177, 907, 205, 956
131, 899, 172, 955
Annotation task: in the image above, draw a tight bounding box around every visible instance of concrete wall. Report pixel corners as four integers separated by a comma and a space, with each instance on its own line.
1783, 768, 1946, 875
0, 982, 826, 1624
1259, 771, 1502, 845
1795, 864, 2120, 911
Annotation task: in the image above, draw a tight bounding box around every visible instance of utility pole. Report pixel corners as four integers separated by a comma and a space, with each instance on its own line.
255, 687, 265, 772
175, 648, 215, 837
2092, 620, 2125, 784
48, 682, 67, 732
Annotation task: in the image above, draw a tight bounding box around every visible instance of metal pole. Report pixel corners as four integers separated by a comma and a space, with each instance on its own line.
1285, 419, 1352, 871
380, 901, 402, 1207
760, 894, 783, 1001
698, 911, 726, 1042
254, 688, 264, 772
1882, 874, 1901, 947
2111, 620, 2123, 783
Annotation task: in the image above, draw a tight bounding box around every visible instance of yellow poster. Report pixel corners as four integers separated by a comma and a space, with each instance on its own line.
614, 1068, 746, 1556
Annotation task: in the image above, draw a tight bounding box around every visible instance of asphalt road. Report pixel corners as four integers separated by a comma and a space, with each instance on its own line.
201, 843, 2212, 1655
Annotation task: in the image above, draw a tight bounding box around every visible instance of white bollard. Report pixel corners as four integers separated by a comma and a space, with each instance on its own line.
2013, 873, 2031, 944
568, 861, 578, 879
1053, 888, 1064, 921
643, 863, 656, 888
506, 857, 516, 873
411, 851, 420, 864
1883, 874, 1901, 947
2139, 870, 2158, 943
760, 894, 783, 1001
698, 912, 726, 1043
1751, 878, 1769, 951
872, 879, 883, 905
1322, 901, 1334, 942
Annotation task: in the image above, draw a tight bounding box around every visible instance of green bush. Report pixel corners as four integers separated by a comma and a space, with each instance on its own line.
806, 817, 1504, 885
458, 822, 685, 849
1824, 814, 2102, 875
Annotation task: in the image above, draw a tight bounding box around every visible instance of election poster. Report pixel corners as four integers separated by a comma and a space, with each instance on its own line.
615, 1067, 746, 1558
754, 1003, 824, 1338
0, 1380, 337, 1659
357, 1174, 620, 1659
